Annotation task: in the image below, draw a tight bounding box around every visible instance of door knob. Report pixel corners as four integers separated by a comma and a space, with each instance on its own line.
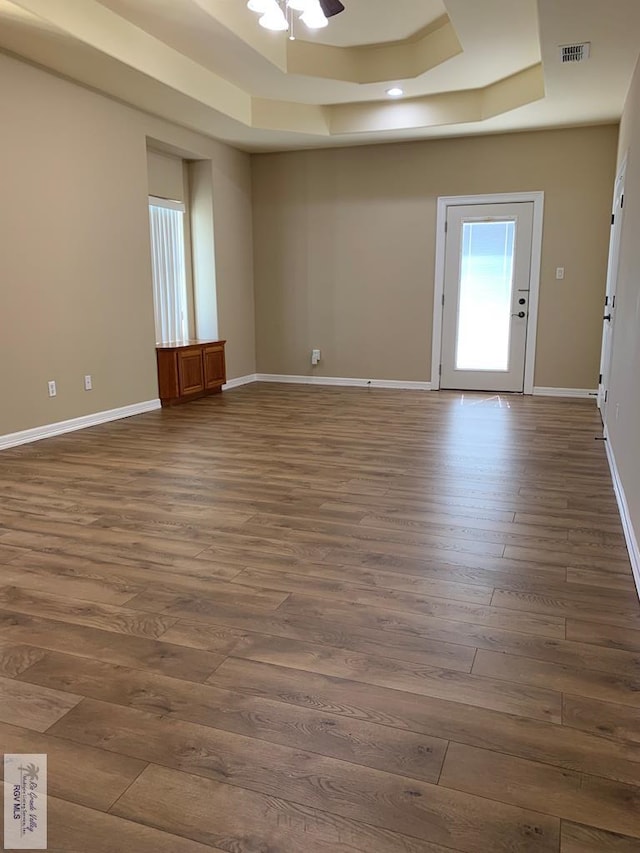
511, 311, 526, 318
603, 314, 612, 321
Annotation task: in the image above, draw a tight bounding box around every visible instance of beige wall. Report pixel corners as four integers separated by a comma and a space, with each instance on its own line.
252, 126, 618, 386
147, 150, 185, 202
209, 146, 256, 375
607, 56, 640, 563
0, 53, 255, 437
190, 159, 219, 342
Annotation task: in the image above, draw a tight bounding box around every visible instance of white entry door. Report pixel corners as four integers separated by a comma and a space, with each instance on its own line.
440, 202, 534, 393
598, 159, 626, 416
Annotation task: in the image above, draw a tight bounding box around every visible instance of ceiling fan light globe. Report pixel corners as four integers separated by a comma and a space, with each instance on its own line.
258, 8, 289, 30
300, 2, 328, 29
247, 0, 271, 12
301, 14, 329, 29
286, 0, 308, 10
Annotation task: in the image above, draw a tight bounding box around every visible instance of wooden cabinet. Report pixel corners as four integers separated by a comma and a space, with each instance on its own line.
156, 340, 226, 406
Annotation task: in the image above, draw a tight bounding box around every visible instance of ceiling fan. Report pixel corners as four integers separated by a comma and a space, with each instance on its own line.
248, 0, 345, 33
318, 0, 346, 17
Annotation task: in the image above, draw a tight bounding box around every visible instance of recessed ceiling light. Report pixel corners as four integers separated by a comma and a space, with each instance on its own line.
386, 87, 404, 98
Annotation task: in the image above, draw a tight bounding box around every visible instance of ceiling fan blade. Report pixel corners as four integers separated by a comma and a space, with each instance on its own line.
318, 0, 345, 17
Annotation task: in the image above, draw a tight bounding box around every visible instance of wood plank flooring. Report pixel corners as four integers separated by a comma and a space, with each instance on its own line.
0, 383, 639, 853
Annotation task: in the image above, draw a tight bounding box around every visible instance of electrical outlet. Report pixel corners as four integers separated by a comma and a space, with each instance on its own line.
556, 267, 565, 280
311, 349, 321, 366
48, 380, 57, 397
84, 374, 93, 391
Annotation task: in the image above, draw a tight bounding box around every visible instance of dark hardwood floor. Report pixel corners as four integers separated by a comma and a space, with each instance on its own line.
0, 383, 639, 852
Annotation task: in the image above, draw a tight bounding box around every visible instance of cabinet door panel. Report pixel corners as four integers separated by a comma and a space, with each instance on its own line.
204, 346, 226, 389
156, 351, 179, 401
178, 350, 204, 395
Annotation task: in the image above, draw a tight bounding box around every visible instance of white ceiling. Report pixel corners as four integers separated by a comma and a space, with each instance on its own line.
295, 0, 447, 48
0, 0, 639, 151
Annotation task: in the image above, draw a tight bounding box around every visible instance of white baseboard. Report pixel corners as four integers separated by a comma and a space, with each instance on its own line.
224, 376, 599, 397
255, 374, 432, 391
223, 374, 258, 390
603, 427, 640, 600
533, 387, 598, 399
0, 399, 161, 451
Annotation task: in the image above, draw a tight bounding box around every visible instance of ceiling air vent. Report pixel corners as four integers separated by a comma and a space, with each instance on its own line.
560, 42, 591, 64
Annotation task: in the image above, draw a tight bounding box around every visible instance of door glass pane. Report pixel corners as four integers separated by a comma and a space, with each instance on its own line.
455, 220, 515, 371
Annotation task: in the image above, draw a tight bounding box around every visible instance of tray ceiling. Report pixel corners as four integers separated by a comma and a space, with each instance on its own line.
0, 0, 639, 151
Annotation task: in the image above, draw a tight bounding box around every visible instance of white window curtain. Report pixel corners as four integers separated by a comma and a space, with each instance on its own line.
148, 197, 189, 344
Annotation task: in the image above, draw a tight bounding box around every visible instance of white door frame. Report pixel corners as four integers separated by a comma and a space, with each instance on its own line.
431, 192, 545, 394
598, 154, 627, 414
